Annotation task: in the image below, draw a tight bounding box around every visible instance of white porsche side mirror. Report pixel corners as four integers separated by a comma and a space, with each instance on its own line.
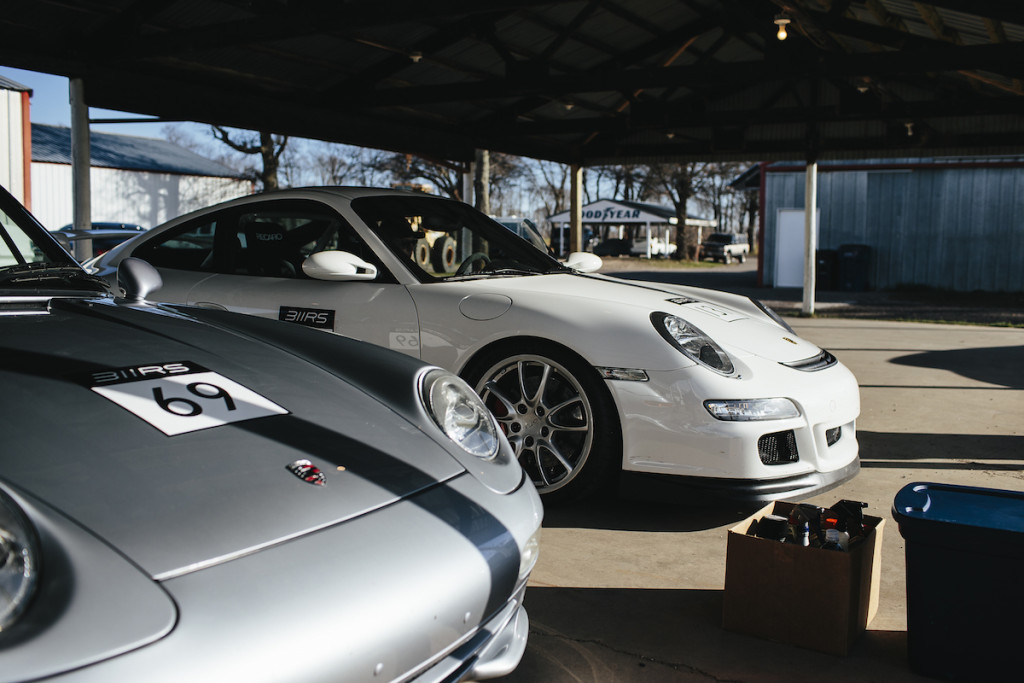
564, 251, 603, 273
302, 251, 378, 281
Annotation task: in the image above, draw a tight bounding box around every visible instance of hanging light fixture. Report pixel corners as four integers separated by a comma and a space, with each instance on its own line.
774, 14, 791, 41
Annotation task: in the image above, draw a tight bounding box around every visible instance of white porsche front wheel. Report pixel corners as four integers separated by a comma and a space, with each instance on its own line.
466, 345, 620, 501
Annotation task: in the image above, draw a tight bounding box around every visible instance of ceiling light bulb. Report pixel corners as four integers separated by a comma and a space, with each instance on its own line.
774, 16, 791, 41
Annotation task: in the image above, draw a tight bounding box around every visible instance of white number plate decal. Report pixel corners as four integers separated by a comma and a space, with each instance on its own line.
85, 362, 288, 436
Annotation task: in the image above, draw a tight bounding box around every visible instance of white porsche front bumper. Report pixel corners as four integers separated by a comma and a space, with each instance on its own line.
605, 355, 861, 501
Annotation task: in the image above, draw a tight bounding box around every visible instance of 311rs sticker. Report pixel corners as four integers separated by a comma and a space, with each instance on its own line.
79, 361, 288, 436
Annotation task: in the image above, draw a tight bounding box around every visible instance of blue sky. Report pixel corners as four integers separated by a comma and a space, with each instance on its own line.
0, 65, 191, 139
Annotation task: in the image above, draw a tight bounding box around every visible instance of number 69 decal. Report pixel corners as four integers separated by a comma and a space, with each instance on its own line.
91, 371, 288, 436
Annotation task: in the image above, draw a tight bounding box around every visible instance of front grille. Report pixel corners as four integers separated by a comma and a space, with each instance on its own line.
758, 430, 799, 465
826, 426, 842, 447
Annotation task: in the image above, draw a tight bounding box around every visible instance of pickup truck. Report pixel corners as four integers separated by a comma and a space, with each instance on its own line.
702, 232, 749, 264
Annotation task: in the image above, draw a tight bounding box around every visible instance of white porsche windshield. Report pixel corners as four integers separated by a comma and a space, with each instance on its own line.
351, 195, 566, 282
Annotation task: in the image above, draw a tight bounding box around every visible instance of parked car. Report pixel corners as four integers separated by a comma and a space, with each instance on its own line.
702, 232, 750, 264
88, 187, 861, 502
56, 221, 148, 260
630, 234, 677, 257
0, 184, 542, 682
592, 238, 631, 256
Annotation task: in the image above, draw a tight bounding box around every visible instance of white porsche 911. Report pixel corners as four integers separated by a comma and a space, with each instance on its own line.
89, 187, 860, 502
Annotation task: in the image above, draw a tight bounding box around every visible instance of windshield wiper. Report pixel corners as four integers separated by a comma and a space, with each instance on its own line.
0, 263, 109, 290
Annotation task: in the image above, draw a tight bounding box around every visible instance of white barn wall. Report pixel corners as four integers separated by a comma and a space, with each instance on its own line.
1, 88, 26, 203
30, 162, 250, 230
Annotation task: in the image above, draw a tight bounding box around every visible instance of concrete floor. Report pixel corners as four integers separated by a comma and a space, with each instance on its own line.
497, 316, 1024, 682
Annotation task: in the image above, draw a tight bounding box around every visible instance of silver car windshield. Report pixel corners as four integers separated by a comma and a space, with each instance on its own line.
351, 195, 567, 282
0, 187, 107, 294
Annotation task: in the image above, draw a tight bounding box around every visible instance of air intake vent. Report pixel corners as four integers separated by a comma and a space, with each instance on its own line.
758, 430, 799, 465
826, 426, 842, 447
782, 349, 837, 372
0, 296, 51, 316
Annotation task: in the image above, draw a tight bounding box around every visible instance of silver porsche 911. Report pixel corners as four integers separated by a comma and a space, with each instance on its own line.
0, 184, 542, 682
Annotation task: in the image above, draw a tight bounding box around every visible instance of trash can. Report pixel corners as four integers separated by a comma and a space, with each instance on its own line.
892, 482, 1024, 681
838, 244, 871, 291
815, 249, 838, 291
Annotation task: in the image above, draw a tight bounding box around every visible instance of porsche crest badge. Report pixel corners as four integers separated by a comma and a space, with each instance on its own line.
286, 459, 326, 486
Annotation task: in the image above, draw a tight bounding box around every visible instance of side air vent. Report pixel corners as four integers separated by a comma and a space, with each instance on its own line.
0, 296, 51, 316
782, 349, 837, 372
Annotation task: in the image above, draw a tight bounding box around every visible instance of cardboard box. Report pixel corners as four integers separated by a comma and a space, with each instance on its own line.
721, 500, 884, 656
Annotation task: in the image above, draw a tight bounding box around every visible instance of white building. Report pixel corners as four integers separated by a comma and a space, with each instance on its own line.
548, 199, 717, 258
0, 75, 31, 206
1, 75, 251, 230
30, 123, 251, 230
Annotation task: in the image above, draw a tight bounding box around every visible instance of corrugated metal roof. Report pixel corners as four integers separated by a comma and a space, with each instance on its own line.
0, 75, 30, 92
3, 2, 1024, 164
31, 123, 243, 178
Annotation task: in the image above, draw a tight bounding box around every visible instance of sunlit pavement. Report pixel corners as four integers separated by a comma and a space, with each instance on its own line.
497, 316, 1024, 682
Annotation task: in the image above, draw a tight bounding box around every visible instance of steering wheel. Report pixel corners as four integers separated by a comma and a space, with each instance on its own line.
455, 252, 491, 275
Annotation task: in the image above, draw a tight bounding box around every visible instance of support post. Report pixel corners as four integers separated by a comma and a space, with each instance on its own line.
569, 164, 583, 253
70, 78, 92, 260
801, 159, 818, 316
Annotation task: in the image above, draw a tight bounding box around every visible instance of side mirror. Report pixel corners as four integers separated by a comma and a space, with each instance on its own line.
564, 251, 603, 273
302, 251, 378, 281
117, 257, 163, 302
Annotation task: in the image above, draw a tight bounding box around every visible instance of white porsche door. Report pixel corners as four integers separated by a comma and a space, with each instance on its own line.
132, 197, 422, 358
187, 275, 421, 357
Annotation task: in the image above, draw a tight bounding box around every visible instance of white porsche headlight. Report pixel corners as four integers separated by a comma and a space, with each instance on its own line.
0, 490, 40, 631
652, 312, 735, 375
704, 398, 800, 421
422, 370, 500, 459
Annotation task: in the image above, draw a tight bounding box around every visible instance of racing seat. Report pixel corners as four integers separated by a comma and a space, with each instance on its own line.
243, 221, 296, 277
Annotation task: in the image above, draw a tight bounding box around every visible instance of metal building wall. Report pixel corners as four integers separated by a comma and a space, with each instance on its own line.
764, 163, 1024, 293
1, 87, 26, 203
30, 163, 251, 230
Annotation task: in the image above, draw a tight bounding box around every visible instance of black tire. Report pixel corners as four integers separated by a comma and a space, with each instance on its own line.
738, 252, 747, 264
414, 239, 432, 268
431, 236, 457, 272
463, 342, 621, 502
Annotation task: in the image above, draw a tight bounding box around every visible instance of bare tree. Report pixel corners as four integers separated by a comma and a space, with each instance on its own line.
212, 127, 289, 191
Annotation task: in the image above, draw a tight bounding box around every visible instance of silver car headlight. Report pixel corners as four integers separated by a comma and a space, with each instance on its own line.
0, 489, 40, 630
422, 369, 500, 460
651, 312, 735, 375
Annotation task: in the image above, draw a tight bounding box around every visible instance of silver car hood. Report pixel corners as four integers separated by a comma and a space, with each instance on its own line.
1, 297, 464, 580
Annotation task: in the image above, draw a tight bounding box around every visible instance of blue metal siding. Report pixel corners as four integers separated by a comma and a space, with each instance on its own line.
765, 163, 1024, 292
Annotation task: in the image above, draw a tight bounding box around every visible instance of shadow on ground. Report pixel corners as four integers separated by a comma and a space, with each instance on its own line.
498, 587, 928, 683
858, 431, 1024, 470
889, 346, 1024, 389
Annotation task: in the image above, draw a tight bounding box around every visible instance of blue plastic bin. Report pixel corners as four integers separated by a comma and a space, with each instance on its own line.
892, 482, 1024, 681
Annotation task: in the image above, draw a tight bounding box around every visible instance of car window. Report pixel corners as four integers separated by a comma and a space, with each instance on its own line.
231, 200, 389, 280
132, 218, 218, 271
0, 205, 47, 267
352, 195, 563, 281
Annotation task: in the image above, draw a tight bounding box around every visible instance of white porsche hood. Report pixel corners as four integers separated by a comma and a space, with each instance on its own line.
450, 272, 823, 365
